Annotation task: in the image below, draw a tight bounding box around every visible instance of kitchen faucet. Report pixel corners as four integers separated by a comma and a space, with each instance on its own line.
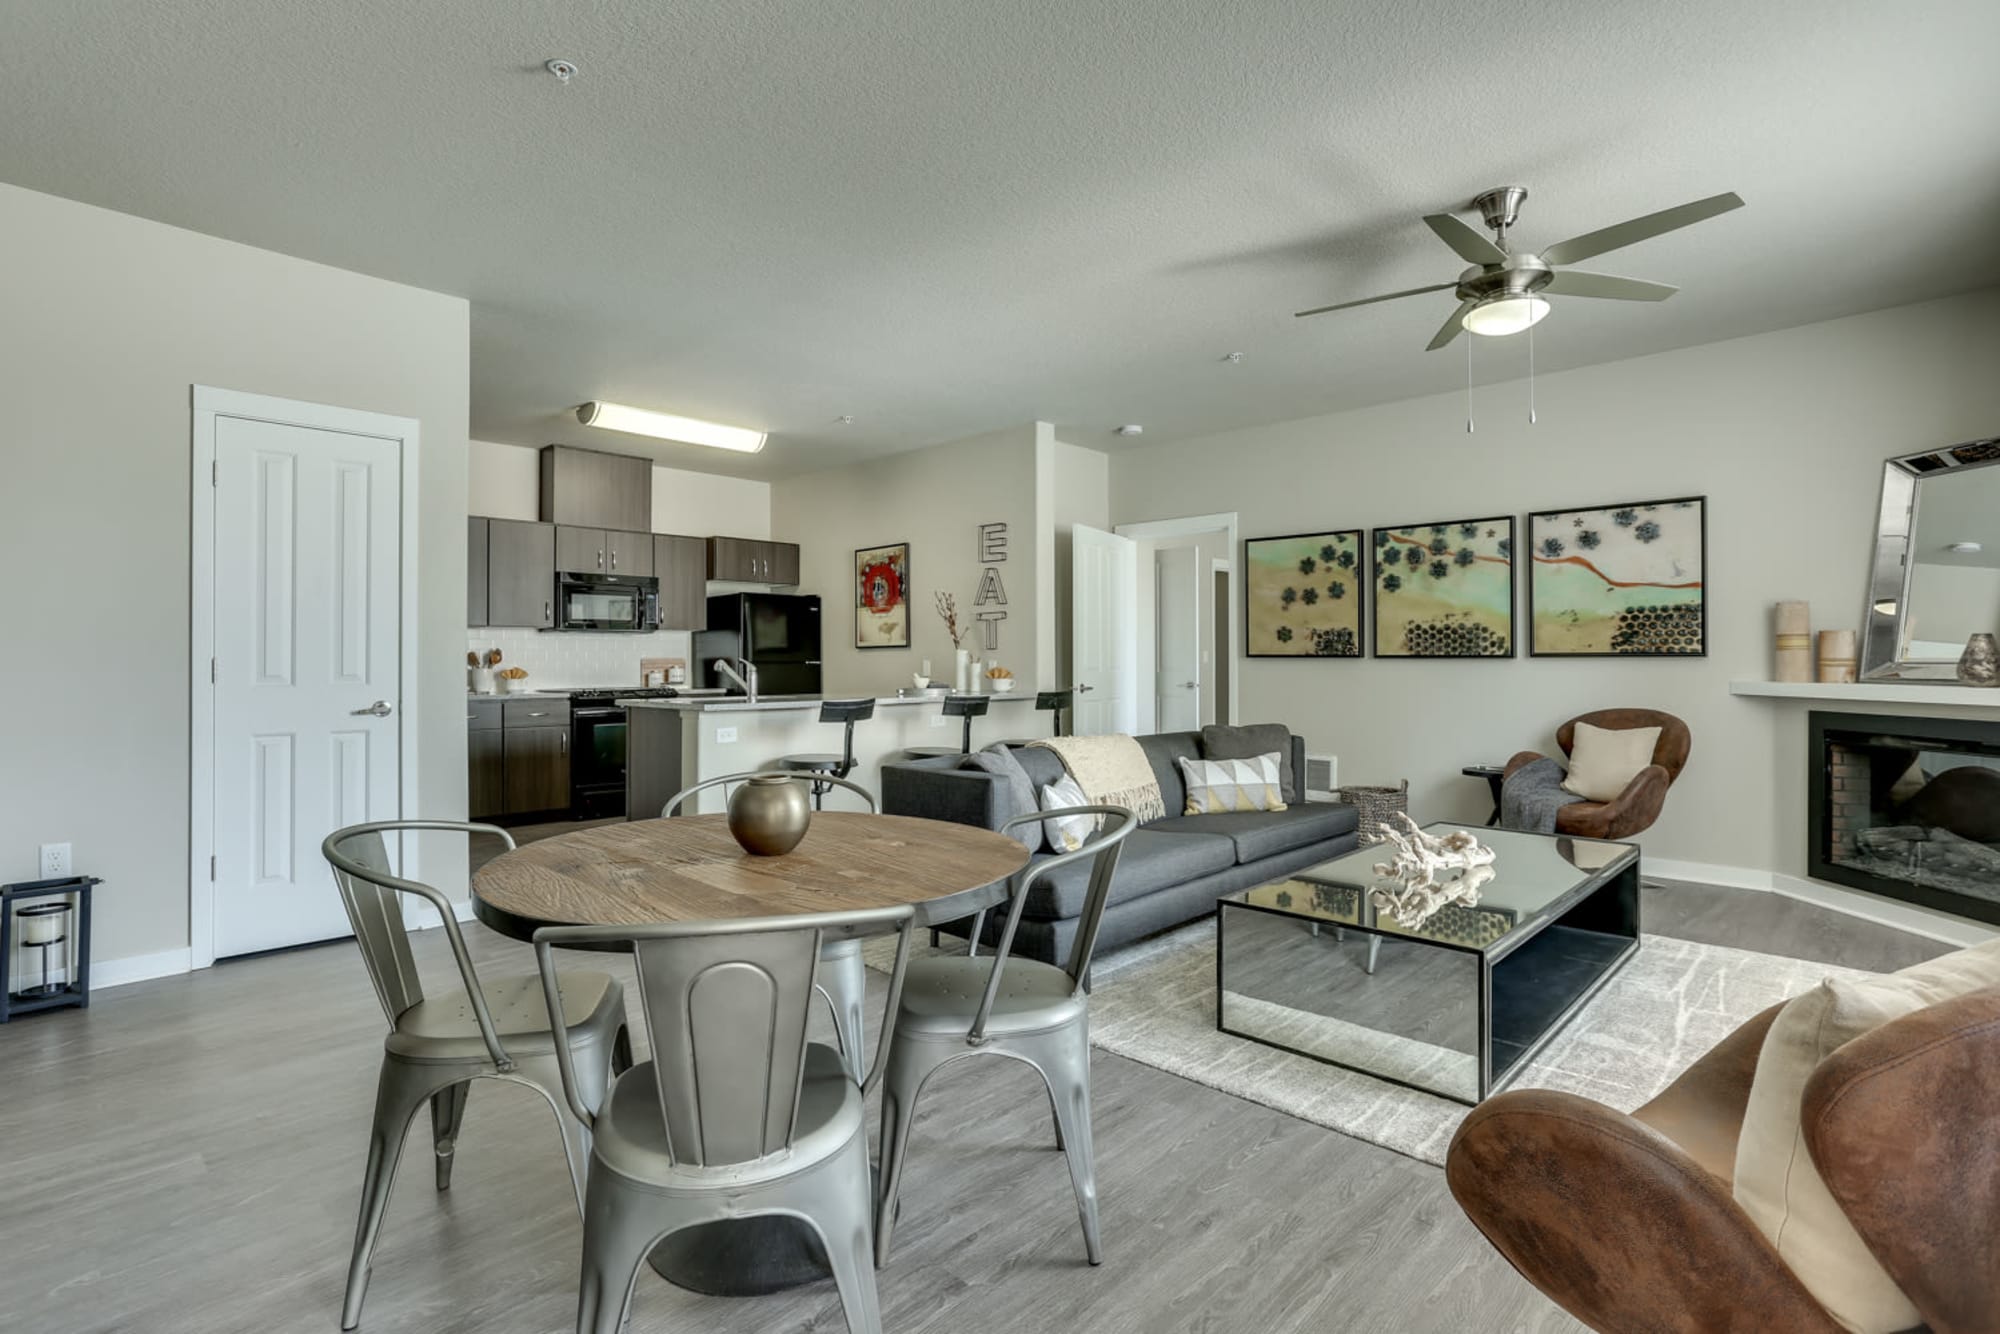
715, 658, 758, 703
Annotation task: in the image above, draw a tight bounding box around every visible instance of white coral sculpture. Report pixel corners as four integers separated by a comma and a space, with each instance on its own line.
1371, 813, 1496, 892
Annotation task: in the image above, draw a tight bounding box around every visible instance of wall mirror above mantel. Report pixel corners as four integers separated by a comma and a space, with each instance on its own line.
1860, 438, 2000, 680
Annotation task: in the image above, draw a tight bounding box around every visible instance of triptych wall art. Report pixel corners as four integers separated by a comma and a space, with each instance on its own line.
1244, 495, 1706, 661
1244, 530, 1364, 658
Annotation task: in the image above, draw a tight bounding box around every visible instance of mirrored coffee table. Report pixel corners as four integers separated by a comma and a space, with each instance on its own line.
1216, 824, 1639, 1103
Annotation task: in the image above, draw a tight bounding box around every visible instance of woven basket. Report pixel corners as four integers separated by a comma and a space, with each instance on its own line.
1335, 780, 1409, 846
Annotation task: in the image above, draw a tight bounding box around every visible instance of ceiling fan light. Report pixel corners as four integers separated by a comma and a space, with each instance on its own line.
575, 401, 767, 453
1461, 294, 1551, 337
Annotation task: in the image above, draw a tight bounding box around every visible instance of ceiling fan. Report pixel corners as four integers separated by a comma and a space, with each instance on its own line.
1295, 186, 1745, 349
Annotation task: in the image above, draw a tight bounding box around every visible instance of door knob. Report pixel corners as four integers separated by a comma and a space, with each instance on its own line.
1181, 681, 1200, 689
1074, 683, 1095, 693
351, 700, 394, 717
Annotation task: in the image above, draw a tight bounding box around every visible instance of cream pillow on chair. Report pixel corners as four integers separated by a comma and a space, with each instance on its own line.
1559, 720, 1662, 802
1732, 937, 2000, 1333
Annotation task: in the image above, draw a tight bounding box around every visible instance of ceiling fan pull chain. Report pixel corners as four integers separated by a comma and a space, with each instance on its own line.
1465, 329, 1475, 434
1528, 321, 1538, 425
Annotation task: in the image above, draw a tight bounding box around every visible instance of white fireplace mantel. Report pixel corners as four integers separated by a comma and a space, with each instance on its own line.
1730, 680, 2000, 709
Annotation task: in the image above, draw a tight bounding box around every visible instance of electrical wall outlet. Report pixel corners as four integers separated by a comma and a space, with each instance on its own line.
39, 842, 72, 879
715, 726, 738, 744
929, 713, 948, 728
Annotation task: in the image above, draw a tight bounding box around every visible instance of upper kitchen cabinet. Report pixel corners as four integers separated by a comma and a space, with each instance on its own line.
655, 534, 708, 630
467, 517, 489, 627
555, 525, 654, 576
540, 444, 651, 535
707, 536, 801, 585
486, 518, 556, 628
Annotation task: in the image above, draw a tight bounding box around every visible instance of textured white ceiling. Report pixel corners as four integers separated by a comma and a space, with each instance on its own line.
7, 1, 1999, 477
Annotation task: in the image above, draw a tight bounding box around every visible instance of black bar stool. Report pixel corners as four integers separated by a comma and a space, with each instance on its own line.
776, 698, 875, 808
905, 694, 990, 759
1035, 688, 1073, 738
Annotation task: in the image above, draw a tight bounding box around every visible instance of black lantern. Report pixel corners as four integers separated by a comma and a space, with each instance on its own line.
1, 875, 98, 1022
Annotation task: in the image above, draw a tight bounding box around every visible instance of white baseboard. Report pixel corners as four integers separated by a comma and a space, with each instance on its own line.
80, 899, 477, 992
91, 947, 197, 991
1643, 856, 1991, 949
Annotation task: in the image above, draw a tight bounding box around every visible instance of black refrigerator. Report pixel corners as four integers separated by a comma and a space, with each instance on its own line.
694, 593, 823, 695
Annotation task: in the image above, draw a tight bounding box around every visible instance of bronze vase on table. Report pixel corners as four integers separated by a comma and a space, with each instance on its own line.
728, 774, 812, 855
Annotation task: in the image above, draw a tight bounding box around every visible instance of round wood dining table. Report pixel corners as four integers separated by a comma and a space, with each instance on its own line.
471, 810, 1030, 1297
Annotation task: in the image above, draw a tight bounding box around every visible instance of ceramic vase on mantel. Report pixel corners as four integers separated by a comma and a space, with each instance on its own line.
1773, 601, 1812, 683
1958, 633, 2000, 687
953, 649, 972, 694
1817, 629, 1858, 684
727, 774, 811, 856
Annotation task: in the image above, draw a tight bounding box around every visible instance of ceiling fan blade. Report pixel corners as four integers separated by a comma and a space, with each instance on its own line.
1543, 270, 1679, 301
1426, 300, 1475, 351
1540, 191, 1744, 267
1423, 213, 1507, 266
1294, 282, 1457, 319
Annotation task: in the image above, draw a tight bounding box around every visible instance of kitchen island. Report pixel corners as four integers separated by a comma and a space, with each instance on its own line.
624, 692, 1039, 818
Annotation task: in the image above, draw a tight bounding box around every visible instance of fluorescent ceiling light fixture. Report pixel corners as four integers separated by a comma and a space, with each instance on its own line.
1461, 293, 1551, 337
575, 401, 766, 453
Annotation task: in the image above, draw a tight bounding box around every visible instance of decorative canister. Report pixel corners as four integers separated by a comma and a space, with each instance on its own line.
1957, 633, 2000, 687
1773, 601, 1811, 683
1817, 630, 1858, 684
954, 649, 972, 694
727, 774, 812, 856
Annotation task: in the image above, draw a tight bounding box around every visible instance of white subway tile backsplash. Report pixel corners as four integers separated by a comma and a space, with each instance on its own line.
466, 628, 694, 691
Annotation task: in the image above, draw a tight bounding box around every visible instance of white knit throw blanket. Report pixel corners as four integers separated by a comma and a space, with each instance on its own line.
1029, 734, 1165, 823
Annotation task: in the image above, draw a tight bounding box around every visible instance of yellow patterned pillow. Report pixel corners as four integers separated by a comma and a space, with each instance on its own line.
1177, 753, 1288, 815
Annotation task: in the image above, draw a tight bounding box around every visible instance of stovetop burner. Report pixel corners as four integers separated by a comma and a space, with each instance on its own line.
569, 686, 681, 702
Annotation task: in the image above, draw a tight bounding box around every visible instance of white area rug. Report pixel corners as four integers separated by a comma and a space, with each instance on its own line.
873, 922, 1869, 1167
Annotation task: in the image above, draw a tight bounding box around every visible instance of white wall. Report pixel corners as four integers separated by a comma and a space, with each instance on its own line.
1110, 288, 2000, 903
0, 182, 470, 978
467, 438, 771, 538
771, 424, 1047, 696
1050, 439, 1111, 686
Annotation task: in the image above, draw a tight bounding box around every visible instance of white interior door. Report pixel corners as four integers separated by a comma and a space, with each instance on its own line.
1155, 545, 1201, 732
1071, 524, 1137, 735
211, 415, 402, 957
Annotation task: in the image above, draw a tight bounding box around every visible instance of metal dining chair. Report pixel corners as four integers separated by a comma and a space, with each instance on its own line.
874, 805, 1135, 1268
322, 821, 631, 1331
533, 905, 917, 1334
662, 772, 880, 1080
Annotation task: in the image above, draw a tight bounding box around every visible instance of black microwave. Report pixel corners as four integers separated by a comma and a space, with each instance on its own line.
555, 573, 659, 632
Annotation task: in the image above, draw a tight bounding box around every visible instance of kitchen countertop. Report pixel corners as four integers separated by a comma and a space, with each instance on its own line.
623, 692, 1036, 714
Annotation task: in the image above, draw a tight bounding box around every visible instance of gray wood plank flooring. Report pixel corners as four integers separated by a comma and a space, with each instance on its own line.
0, 877, 1948, 1334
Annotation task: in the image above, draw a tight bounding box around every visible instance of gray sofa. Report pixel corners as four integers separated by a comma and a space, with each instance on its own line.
881, 729, 1360, 964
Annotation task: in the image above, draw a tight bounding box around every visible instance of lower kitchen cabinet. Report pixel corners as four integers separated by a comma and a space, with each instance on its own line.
502, 725, 570, 815
468, 729, 504, 820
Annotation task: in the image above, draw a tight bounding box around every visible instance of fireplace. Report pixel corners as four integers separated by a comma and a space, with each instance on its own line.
1810, 711, 2000, 925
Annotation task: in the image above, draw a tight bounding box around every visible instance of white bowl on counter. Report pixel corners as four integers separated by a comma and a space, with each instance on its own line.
987, 678, 1017, 693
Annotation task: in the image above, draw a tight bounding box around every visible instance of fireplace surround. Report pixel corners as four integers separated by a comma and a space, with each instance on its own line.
1810, 710, 2000, 925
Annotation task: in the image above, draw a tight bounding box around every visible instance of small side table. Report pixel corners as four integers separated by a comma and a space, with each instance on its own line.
1, 875, 98, 1022
1462, 765, 1506, 827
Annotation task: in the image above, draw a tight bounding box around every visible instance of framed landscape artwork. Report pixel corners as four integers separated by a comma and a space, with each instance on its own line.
855, 542, 910, 649
1244, 530, 1364, 657
1372, 517, 1515, 657
1528, 497, 1706, 656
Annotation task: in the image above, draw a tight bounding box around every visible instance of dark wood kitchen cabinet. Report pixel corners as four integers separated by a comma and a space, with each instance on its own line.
486, 519, 556, 628
467, 517, 489, 627
540, 444, 652, 534
556, 525, 655, 577
655, 533, 709, 630
468, 730, 504, 819
707, 536, 800, 584
502, 723, 570, 816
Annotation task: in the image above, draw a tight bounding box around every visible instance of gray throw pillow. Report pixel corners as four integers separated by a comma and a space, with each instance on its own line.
1201, 723, 1295, 799
963, 744, 1044, 852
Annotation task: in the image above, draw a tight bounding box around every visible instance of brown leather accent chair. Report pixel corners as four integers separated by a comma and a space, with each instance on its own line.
1445, 986, 2000, 1333
1503, 707, 1691, 840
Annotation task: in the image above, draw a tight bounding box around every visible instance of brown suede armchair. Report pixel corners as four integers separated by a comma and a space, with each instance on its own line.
1504, 707, 1691, 840
1446, 986, 2000, 1333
